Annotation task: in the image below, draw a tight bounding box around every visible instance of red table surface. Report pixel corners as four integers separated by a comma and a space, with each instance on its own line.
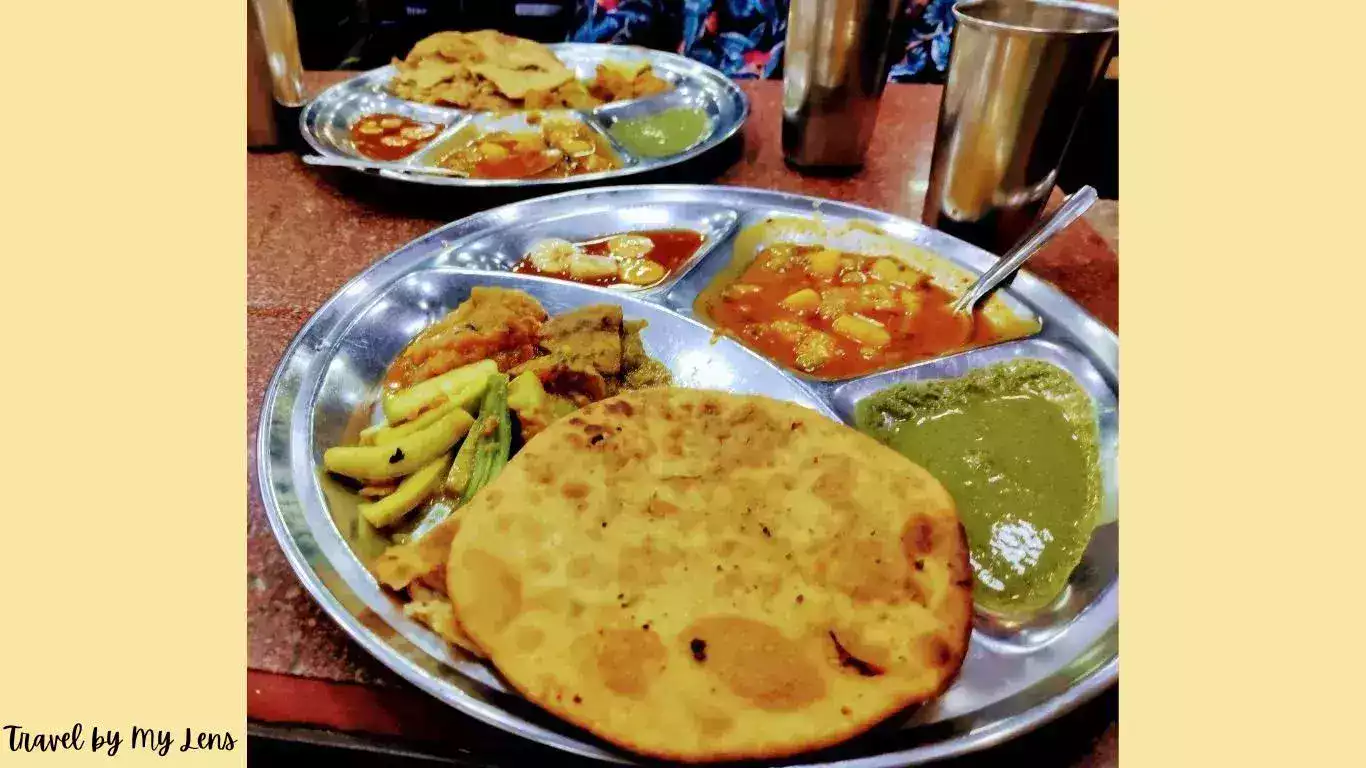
248, 74, 1118, 766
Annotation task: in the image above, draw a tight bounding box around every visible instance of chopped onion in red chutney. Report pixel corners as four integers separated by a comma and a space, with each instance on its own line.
351, 114, 442, 161
513, 230, 704, 288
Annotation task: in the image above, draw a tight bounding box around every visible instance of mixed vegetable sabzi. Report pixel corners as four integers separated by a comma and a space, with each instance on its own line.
320, 287, 671, 652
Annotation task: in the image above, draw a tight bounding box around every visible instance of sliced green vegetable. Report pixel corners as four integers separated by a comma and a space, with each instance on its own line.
405, 497, 457, 542
382, 359, 497, 425
389, 497, 456, 544
357, 423, 382, 446
324, 407, 473, 481
507, 370, 547, 414
369, 398, 467, 446
360, 402, 450, 448
359, 370, 486, 447
445, 418, 483, 495
358, 453, 453, 528
550, 396, 579, 419
461, 374, 512, 506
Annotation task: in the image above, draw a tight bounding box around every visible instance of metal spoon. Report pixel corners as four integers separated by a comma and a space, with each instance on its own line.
301, 155, 471, 177
301, 149, 572, 179
950, 185, 1099, 315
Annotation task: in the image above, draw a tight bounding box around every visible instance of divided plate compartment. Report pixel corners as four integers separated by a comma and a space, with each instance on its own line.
432, 199, 740, 296
661, 207, 1047, 386
828, 339, 1119, 651
298, 65, 464, 162
402, 110, 643, 186
298, 44, 747, 189
268, 269, 839, 761
590, 83, 727, 159
258, 184, 1119, 767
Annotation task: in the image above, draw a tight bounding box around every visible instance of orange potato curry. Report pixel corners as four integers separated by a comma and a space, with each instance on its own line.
709, 243, 1010, 378
436, 118, 620, 179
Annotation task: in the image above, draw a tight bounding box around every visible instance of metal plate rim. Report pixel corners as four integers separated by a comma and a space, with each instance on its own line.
257, 269, 842, 763
298, 45, 749, 189
255, 184, 1118, 766
255, 415, 619, 762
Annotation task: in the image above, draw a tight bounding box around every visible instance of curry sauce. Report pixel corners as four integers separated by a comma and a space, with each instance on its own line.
513, 229, 704, 288
707, 243, 1008, 379
350, 114, 442, 161
435, 119, 621, 179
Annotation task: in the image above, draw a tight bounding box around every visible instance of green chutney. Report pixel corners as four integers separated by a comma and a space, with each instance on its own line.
854, 360, 1101, 617
608, 108, 711, 158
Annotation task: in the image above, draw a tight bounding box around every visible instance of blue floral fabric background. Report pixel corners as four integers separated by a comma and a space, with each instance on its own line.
888, 0, 956, 82
570, 0, 956, 83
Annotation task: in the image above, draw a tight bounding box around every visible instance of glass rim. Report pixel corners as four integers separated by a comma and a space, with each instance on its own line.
952, 0, 1120, 36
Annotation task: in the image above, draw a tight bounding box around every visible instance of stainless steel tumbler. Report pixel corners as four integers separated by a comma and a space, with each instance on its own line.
782, 0, 911, 172
251, 0, 307, 107
247, 0, 279, 148
248, 0, 307, 149
923, 0, 1117, 253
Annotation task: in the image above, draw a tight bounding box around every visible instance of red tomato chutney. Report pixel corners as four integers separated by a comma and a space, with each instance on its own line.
512, 230, 705, 288
350, 114, 442, 161
706, 243, 1008, 379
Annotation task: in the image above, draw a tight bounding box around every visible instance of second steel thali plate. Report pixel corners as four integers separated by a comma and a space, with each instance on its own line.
300, 44, 748, 191
257, 185, 1118, 766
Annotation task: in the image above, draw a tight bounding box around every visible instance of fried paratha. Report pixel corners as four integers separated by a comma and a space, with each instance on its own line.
391, 30, 573, 109
446, 388, 972, 761
389, 30, 672, 110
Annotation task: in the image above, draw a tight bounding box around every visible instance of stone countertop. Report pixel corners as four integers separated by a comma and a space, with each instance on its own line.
248, 73, 1118, 766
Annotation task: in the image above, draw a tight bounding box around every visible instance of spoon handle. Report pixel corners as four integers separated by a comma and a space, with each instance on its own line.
301, 155, 471, 178
951, 185, 1099, 315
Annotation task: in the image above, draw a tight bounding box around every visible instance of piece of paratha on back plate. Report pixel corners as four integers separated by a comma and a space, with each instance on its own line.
447, 388, 972, 762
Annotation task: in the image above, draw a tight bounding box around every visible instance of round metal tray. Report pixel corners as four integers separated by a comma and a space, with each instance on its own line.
257, 185, 1118, 766
299, 44, 748, 190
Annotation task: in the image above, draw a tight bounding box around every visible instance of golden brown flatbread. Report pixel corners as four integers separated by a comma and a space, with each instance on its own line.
403, 31, 475, 64
463, 29, 565, 72
468, 61, 573, 100
390, 30, 574, 107
446, 388, 972, 762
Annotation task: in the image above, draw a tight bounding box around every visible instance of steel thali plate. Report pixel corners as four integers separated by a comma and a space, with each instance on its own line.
299, 44, 748, 191
257, 185, 1118, 765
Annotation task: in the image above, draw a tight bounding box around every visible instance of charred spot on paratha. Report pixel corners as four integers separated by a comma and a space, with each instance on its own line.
683, 616, 827, 711
828, 631, 887, 677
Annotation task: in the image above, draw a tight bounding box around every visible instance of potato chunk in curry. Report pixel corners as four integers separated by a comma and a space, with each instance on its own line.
708, 244, 1018, 378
